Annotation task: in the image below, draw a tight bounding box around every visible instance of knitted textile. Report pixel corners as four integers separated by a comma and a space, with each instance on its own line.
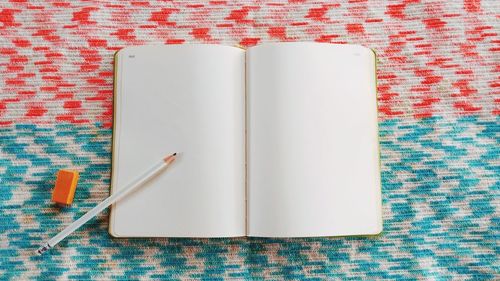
1, 1, 499, 280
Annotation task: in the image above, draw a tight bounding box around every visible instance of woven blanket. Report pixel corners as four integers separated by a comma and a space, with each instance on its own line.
1, 0, 498, 280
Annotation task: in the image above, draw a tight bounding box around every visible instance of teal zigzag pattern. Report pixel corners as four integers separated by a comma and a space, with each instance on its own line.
0, 116, 498, 280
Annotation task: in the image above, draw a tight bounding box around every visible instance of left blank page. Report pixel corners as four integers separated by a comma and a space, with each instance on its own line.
110, 45, 246, 237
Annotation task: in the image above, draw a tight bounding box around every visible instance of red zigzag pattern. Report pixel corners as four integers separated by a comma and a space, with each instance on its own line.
0, 1, 498, 128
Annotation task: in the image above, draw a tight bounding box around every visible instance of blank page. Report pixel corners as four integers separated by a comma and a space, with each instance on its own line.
246, 43, 382, 237
110, 45, 245, 237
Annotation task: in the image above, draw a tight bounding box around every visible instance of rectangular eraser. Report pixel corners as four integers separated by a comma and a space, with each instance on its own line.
52, 170, 79, 205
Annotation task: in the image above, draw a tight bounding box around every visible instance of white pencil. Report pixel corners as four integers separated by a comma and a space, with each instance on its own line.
37, 152, 177, 255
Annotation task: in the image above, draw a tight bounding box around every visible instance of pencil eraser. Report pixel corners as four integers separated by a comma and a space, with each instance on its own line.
52, 170, 79, 206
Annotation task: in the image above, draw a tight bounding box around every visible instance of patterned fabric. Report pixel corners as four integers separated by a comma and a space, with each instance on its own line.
0, 0, 498, 280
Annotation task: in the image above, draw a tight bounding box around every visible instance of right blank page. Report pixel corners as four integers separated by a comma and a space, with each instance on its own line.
246, 43, 382, 237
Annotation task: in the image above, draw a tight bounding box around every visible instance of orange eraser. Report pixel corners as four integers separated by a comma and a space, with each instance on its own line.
52, 170, 79, 205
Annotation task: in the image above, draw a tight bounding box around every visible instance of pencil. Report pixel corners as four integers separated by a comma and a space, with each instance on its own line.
37, 152, 178, 255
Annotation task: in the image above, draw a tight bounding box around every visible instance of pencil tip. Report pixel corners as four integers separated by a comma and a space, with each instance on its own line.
163, 153, 178, 163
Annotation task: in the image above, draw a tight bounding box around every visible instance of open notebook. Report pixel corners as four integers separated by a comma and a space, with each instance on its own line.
110, 43, 382, 238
